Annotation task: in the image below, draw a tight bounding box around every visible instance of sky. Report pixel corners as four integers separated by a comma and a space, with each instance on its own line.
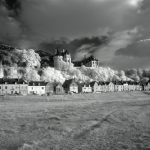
0, 0, 150, 69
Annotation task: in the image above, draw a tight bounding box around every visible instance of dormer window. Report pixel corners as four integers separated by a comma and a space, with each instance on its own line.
5, 82, 7, 84
38, 83, 40, 86
15, 82, 17, 84
33, 83, 35, 86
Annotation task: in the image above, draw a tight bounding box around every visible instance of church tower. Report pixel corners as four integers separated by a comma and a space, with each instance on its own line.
53, 48, 63, 70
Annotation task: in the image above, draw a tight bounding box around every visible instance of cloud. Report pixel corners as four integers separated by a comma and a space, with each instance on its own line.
108, 55, 150, 70
38, 36, 108, 60
115, 39, 150, 58
0, 0, 150, 69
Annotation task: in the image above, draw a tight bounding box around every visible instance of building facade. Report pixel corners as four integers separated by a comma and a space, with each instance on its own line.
63, 79, 78, 93
0, 78, 28, 95
28, 81, 47, 95
80, 83, 92, 93
90, 81, 99, 92
114, 82, 124, 92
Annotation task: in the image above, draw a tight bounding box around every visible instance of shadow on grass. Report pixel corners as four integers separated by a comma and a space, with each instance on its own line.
143, 91, 150, 95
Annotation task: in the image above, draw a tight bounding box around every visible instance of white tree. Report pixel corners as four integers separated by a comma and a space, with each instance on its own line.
23, 67, 40, 81
40, 67, 65, 84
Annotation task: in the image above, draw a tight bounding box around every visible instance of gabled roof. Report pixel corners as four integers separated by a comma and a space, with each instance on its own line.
98, 81, 106, 86
28, 81, 48, 86
0, 78, 27, 84
63, 79, 77, 87
90, 81, 98, 87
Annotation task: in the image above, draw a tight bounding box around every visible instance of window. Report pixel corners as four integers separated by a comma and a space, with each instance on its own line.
42, 87, 44, 90
0, 86, 1, 89
5, 86, 7, 89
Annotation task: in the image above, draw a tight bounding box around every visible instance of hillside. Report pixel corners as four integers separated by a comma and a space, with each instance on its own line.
0, 91, 150, 150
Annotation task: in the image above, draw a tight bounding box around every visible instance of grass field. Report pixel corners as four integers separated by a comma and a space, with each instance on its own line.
0, 91, 150, 150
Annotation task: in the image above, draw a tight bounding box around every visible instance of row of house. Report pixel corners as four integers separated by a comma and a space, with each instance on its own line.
0, 78, 63, 95
62, 79, 150, 93
0, 78, 150, 96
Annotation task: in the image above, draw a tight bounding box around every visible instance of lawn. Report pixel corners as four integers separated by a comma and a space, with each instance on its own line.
0, 91, 150, 150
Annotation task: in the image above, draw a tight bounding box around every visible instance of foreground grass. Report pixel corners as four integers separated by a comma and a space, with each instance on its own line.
0, 91, 150, 150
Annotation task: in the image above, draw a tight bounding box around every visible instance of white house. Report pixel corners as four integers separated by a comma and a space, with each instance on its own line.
122, 81, 129, 91
81, 83, 92, 93
28, 81, 48, 95
0, 78, 28, 95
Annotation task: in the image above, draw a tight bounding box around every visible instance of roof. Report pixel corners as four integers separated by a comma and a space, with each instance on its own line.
73, 55, 99, 67
98, 81, 106, 86
54, 48, 62, 56
73, 61, 82, 67
28, 81, 48, 86
0, 78, 28, 84
55, 49, 70, 57
113, 81, 123, 85
64, 50, 70, 55
90, 81, 98, 87
62, 79, 76, 87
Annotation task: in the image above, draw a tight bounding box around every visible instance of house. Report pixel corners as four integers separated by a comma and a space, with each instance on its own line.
78, 82, 92, 93
128, 81, 135, 91
99, 82, 108, 92
134, 82, 142, 91
54, 84, 65, 94
28, 81, 47, 95
90, 81, 99, 92
145, 81, 150, 91
63, 79, 78, 93
18, 79, 28, 95
141, 81, 150, 91
97, 82, 103, 92
106, 82, 114, 92
122, 81, 129, 91
45, 82, 54, 94
80, 55, 99, 68
114, 81, 124, 92
0, 78, 28, 95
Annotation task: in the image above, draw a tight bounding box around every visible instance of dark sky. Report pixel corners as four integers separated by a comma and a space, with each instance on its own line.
0, 0, 150, 69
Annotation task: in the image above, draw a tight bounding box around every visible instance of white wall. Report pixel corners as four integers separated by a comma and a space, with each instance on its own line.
28, 86, 46, 95
0, 84, 28, 95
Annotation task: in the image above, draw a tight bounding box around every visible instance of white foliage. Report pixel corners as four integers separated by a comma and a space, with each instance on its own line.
23, 67, 40, 81
40, 67, 65, 84
6, 67, 19, 78
14, 49, 41, 68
